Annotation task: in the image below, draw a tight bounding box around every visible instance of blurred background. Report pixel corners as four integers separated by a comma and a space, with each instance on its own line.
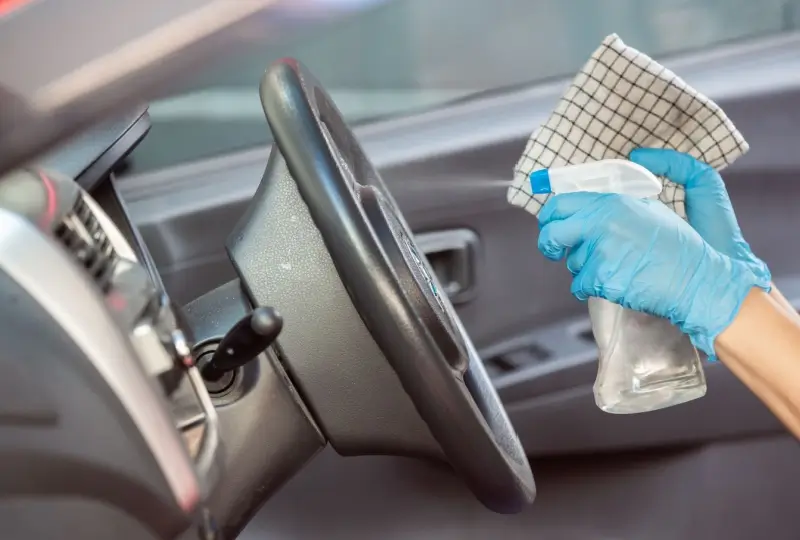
130, 0, 800, 172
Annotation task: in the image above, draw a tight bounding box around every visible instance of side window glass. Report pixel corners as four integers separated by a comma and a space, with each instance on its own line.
129, 0, 800, 174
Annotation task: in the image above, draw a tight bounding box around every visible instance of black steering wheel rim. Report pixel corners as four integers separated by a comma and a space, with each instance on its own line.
259, 59, 535, 513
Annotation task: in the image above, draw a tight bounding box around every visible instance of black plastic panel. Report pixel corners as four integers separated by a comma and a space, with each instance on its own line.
40, 107, 150, 191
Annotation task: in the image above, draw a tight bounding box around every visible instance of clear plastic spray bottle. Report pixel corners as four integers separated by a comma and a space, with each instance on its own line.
532, 159, 707, 414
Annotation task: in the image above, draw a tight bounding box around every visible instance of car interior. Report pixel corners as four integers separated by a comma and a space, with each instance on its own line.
3, 1, 800, 539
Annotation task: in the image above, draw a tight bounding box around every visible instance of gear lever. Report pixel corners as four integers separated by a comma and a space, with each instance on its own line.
200, 306, 283, 382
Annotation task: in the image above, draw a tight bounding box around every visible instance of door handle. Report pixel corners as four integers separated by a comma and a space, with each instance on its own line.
414, 229, 479, 305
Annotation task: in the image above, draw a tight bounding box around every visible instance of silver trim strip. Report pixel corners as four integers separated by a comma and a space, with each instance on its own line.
87, 177, 221, 492
0, 208, 201, 512
186, 364, 221, 493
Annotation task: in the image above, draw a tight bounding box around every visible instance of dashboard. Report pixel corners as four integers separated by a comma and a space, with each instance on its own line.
0, 108, 223, 539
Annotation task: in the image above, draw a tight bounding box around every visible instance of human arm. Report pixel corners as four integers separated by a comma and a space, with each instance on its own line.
766, 286, 800, 325
716, 288, 800, 438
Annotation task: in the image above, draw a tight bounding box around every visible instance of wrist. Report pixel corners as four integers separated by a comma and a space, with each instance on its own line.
734, 239, 772, 287
679, 251, 770, 356
715, 287, 765, 354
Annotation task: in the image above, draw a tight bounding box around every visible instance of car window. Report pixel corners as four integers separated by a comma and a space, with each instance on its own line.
129, 0, 800, 174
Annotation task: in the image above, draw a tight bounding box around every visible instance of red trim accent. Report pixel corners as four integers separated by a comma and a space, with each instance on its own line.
37, 170, 58, 229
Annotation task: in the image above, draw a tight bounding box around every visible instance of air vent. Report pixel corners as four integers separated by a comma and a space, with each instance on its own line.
54, 195, 117, 292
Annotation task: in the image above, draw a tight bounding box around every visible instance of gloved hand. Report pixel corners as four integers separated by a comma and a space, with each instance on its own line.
629, 148, 771, 285
538, 192, 770, 356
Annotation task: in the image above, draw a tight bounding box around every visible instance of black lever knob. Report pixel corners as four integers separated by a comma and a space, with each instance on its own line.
201, 306, 283, 382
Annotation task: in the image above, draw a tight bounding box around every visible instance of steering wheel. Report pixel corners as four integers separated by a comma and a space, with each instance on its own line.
236, 59, 535, 514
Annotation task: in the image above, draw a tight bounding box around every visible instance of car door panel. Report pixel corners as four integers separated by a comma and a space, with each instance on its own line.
121, 37, 800, 538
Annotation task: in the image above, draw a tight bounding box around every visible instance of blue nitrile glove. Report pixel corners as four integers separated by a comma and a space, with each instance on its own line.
629, 148, 772, 286
537, 192, 770, 356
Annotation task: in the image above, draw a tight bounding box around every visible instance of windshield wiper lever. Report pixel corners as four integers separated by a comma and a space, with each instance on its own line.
201, 306, 283, 382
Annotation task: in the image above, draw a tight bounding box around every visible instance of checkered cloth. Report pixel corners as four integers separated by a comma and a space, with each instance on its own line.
508, 33, 749, 218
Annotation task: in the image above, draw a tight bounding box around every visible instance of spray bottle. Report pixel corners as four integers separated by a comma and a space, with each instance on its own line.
531, 159, 707, 414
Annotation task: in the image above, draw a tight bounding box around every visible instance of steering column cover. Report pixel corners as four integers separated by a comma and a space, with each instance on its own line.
227, 146, 440, 458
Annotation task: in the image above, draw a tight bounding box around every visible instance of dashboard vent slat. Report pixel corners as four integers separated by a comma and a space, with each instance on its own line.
55, 194, 117, 292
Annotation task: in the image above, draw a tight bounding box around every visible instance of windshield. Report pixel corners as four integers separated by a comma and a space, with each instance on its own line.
129, 0, 800, 173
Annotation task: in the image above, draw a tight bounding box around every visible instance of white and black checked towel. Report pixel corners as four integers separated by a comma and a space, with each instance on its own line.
508, 33, 749, 218
508, 34, 750, 406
